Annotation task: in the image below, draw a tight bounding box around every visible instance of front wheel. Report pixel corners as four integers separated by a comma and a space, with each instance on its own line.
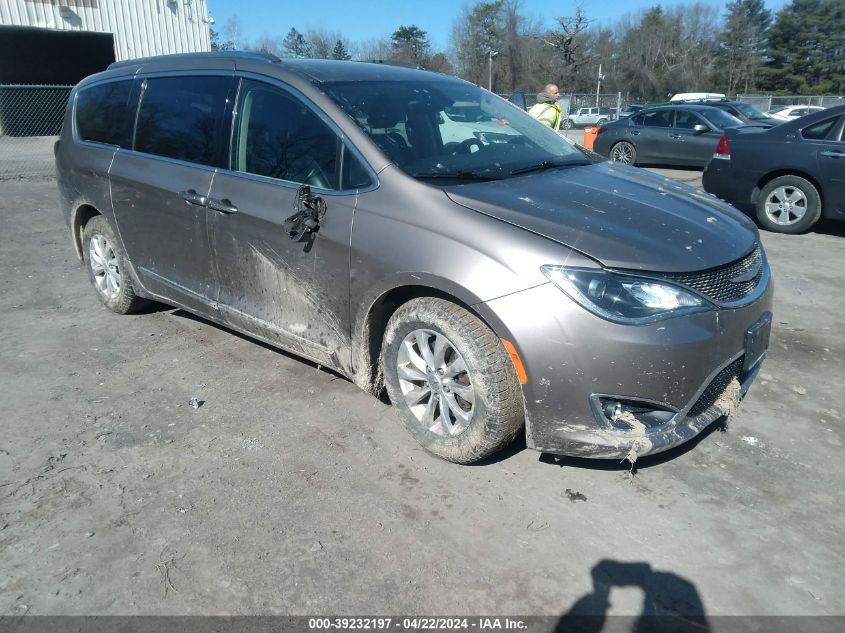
610, 141, 637, 165
755, 175, 822, 234
382, 298, 524, 464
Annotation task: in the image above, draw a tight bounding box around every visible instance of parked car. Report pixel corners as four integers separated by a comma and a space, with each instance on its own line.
57, 52, 772, 464
618, 104, 645, 118
671, 99, 776, 128
703, 104, 845, 234
561, 106, 610, 129
768, 105, 826, 121
593, 104, 747, 167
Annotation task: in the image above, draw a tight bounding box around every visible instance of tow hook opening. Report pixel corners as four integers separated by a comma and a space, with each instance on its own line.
592, 396, 677, 432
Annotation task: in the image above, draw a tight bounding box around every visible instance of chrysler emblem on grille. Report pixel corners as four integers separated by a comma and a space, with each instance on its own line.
730, 259, 762, 283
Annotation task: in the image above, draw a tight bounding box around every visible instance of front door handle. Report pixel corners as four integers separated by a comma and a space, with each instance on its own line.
820, 150, 845, 158
179, 189, 208, 206
672, 134, 683, 139
207, 197, 239, 214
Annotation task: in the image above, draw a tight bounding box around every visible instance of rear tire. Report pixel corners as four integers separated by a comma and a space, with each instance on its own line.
382, 298, 524, 464
755, 175, 821, 234
82, 215, 147, 314
610, 141, 637, 165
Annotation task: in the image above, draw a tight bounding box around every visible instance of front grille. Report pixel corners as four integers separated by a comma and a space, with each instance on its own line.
688, 358, 743, 417
664, 244, 764, 304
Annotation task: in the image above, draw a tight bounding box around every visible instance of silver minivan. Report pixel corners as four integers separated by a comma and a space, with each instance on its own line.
56, 52, 772, 463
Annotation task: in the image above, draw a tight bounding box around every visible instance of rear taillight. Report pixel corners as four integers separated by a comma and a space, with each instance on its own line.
714, 134, 730, 159
596, 126, 607, 136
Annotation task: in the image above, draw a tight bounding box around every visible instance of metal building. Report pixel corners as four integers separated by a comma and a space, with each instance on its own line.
0, 0, 212, 60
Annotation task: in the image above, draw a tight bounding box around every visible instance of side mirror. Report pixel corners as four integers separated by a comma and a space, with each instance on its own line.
693, 124, 709, 134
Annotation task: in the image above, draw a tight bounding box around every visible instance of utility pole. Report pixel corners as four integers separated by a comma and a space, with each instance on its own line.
595, 63, 605, 107
488, 50, 498, 92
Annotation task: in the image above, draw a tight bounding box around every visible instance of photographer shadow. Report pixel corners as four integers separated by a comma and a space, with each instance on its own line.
556, 560, 710, 633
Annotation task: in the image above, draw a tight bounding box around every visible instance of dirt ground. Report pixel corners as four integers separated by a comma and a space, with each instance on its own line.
1, 160, 844, 621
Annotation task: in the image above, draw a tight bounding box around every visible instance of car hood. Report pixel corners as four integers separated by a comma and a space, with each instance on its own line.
445, 161, 758, 273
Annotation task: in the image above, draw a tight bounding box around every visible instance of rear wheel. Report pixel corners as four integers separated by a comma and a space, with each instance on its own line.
382, 298, 524, 464
562, 118, 573, 130
610, 141, 637, 165
755, 175, 821, 234
82, 215, 146, 314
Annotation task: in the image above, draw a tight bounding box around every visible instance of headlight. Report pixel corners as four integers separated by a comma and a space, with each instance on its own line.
540, 265, 710, 324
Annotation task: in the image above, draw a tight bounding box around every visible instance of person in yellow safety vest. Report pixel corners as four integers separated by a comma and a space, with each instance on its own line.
528, 84, 562, 130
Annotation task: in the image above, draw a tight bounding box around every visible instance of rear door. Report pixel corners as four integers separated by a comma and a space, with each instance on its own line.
629, 110, 673, 162
206, 78, 368, 370
110, 74, 236, 313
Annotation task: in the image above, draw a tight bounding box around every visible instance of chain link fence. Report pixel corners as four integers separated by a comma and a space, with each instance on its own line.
736, 93, 845, 113
0, 85, 72, 180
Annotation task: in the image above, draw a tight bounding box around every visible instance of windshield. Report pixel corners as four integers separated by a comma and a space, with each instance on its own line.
700, 108, 745, 129
321, 79, 587, 181
733, 102, 769, 120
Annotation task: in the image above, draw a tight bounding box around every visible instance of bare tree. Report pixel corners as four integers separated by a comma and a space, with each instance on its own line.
223, 15, 242, 50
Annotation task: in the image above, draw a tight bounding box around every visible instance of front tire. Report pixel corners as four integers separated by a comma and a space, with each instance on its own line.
382, 298, 524, 464
755, 175, 821, 234
82, 215, 146, 314
610, 141, 637, 165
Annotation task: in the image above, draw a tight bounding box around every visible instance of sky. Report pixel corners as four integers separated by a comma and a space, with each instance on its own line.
206, 0, 792, 52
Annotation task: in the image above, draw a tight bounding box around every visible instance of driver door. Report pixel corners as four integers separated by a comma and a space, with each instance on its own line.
205, 79, 358, 369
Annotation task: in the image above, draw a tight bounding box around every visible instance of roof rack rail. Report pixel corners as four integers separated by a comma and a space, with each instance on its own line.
108, 50, 280, 70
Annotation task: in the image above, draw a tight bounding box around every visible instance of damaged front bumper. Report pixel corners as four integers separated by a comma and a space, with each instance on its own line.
478, 278, 773, 460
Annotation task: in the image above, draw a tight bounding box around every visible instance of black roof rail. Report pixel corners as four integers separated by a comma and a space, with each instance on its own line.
108, 50, 280, 70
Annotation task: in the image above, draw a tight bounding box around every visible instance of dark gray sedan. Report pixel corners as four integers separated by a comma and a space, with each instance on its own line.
703, 104, 845, 233
593, 105, 746, 167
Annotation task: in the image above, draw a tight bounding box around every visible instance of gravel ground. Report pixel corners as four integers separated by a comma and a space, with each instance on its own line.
1, 144, 844, 622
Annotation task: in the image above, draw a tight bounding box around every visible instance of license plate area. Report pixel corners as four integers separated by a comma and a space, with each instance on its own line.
743, 313, 771, 371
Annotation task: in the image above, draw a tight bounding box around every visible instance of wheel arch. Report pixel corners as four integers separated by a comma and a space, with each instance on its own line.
752, 170, 825, 208
351, 280, 515, 396
71, 203, 102, 261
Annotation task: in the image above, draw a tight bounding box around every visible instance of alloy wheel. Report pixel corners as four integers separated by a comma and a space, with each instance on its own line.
88, 234, 121, 299
611, 142, 634, 164
764, 186, 807, 226
396, 329, 476, 437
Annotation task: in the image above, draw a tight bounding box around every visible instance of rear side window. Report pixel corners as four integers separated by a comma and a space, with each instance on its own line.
76, 80, 133, 146
233, 80, 339, 190
638, 110, 673, 127
135, 76, 232, 167
802, 117, 839, 140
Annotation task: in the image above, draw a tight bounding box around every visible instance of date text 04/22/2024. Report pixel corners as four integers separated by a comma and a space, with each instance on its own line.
307, 618, 528, 630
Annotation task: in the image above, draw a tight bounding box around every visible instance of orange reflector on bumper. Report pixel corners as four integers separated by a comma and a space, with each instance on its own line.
501, 339, 528, 385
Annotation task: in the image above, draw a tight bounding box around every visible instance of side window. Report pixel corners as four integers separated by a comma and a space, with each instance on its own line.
233, 80, 339, 190
341, 146, 372, 190
641, 110, 673, 127
674, 111, 703, 130
801, 117, 839, 140
76, 80, 134, 146
134, 75, 232, 167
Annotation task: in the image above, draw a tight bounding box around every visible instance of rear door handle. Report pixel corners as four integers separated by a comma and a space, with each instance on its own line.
207, 197, 239, 214
179, 189, 208, 206
672, 134, 683, 139
820, 150, 845, 158
631, 130, 641, 136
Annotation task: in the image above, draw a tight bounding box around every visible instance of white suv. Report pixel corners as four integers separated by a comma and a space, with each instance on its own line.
562, 107, 610, 130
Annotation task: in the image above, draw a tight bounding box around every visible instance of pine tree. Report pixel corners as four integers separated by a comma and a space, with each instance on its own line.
282, 28, 312, 59
760, 0, 845, 93
717, 0, 772, 95
331, 40, 352, 60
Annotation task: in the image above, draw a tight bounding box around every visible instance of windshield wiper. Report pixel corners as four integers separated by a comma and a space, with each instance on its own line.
411, 170, 500, 182
509, 159, 591, 176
